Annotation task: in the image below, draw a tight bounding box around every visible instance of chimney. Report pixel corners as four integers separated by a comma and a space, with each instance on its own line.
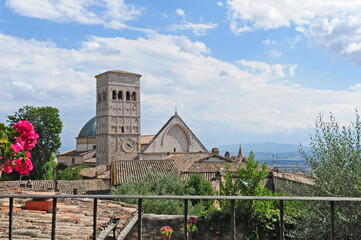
212, 147, 219, 155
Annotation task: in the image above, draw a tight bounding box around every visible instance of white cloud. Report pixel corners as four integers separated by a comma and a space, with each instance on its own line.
269, 50, 282, 59
217, 2, 223, 6
5, 0, 143, 29
1, 33, 361, 148
176, 9, 185, 17
169, 22, 218, 36
226, 0, 361, 65
262, 39, 276, 45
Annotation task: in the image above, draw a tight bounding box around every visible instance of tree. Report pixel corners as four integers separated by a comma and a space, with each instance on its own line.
7, 106, 62, 179
292, 112, 361, 239
57, 164, 89, 180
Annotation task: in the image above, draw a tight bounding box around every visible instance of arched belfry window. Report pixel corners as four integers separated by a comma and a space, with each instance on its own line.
112, 90, 117, 100
118, 91, 123, 100
131, 92, 137, 101
126, 91, 131, 101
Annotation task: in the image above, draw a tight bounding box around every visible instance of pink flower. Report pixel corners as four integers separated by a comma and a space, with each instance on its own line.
11, 142, 23, 153
216, 231, 220, 235
14, 158, 33, 175
13, 121, 38, 151
3, 161, 14, 173
210, 227, 213, 230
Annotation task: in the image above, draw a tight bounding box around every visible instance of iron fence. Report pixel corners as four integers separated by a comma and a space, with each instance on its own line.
1, 194, 361, 240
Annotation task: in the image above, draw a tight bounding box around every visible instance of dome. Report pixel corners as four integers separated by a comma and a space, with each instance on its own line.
78, 117, 96, 138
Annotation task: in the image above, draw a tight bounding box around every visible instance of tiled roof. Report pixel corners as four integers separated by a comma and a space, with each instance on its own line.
269, 168, 314, 185
57, 149, 96, 157
112, 160, 179, 185
0, 179, 108, 195
140, 135, 155, 145
166, 153, 210, 171
0, 192, 137, 239
80, 164, 110, 179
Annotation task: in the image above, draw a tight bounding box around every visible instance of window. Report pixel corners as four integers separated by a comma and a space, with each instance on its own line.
131, 92, 137, 101
98, 93, 101, 102
174, 148, 176, 152
121, 126, 124, 133
93, 145, 96, 149
112, 90, 117, 100
126, 91, 130, 101
72, 158, 75, 164
118, 91, 123, 100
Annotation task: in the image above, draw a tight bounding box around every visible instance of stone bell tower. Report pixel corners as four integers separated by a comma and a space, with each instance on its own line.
95, 70, 141, 165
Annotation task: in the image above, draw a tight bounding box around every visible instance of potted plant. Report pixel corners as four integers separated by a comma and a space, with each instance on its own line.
0, 121, 38, 178
208, 227, 222, 240
160, 225, 173, 240
180, 219, 198, 238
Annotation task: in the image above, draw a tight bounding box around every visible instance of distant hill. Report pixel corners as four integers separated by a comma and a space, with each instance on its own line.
218, 142, 310, 156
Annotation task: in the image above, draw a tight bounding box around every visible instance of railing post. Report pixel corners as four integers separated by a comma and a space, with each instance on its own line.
330, 201, 335, 240
93, 198, 98, 240
113, 227, 118, 240
280, 200, 284, 240
230, 199, 236, 240
184, 199, 188, 240
9, 198, 13, 240
51, 197, 57, 240
138, 198, 142, 240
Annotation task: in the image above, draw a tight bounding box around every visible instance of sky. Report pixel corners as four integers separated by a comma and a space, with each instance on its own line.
1, 0, 361, 152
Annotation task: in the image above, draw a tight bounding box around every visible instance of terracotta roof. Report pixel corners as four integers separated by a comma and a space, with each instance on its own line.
95, 70, 142, 78
112, 160, 179, 185
80, 165, 109, 179
270, 168, 314, 185
0, 191, 137, 239
57, 149, 96, 157
0, 179, 108, 195
140, 135, 155, 145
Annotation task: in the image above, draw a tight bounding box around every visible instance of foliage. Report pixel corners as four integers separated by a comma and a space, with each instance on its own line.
180, 219, 198, 233
42, 153, 57, 180
200, 151, 300, 239
186, 173, 214, 209
160, 226, 173, 236
291, 112, 361, 239
57, 164, 89, 180
112, 171, 213, 215
7, 106, 62, 179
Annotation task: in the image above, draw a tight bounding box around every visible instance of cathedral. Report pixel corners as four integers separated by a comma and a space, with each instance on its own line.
57, 70, 209, 166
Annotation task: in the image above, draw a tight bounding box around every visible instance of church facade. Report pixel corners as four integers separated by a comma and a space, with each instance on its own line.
57, 70, 209, 166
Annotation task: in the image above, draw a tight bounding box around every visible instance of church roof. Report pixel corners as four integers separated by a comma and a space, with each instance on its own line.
141, 112, 208, 153
78, 117, 96, 138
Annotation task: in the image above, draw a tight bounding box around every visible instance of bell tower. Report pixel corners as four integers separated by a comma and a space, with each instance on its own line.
95, 70, 141, 165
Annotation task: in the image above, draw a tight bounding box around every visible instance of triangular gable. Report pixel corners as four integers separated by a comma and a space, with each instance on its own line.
141, 113, 208, 153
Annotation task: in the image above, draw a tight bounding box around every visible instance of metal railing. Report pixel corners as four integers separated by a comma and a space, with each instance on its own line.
1, 194, 361, 240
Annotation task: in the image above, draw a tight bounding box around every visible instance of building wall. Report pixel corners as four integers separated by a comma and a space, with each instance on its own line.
96, 71, 141, 165
76, 137, 96, 151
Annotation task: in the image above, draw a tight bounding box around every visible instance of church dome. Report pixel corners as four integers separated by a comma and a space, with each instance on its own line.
78, 117, 96, 138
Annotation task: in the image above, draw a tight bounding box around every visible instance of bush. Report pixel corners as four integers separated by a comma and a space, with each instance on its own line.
112, 170, 214, 215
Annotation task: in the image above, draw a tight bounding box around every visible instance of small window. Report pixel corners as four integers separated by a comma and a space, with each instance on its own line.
131, 92, 137, 101
174, 148, 176, 152
126, 91, 131, 101
121, 126, 124, 133
98, 93, 101, 102
118, 91, 123, 100
93, 145, 96, 149
72, 158, 75, 164
112, 90, 117, 100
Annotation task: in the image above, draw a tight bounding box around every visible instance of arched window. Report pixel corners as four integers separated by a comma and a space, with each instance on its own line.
112, 90, 117, 100
131, 92, 137, 101
126, 91, 131, 101
118, 91, 123, 100
121, 126, 124, 133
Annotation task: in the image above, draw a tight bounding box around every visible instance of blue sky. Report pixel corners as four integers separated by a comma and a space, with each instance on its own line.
1, 0, 361, 152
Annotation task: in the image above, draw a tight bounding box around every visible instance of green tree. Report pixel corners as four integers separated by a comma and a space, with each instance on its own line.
42, 153, 57, 180
7, 106, 63, 179
57, 164, 89, 180
292, 112, 361, 239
